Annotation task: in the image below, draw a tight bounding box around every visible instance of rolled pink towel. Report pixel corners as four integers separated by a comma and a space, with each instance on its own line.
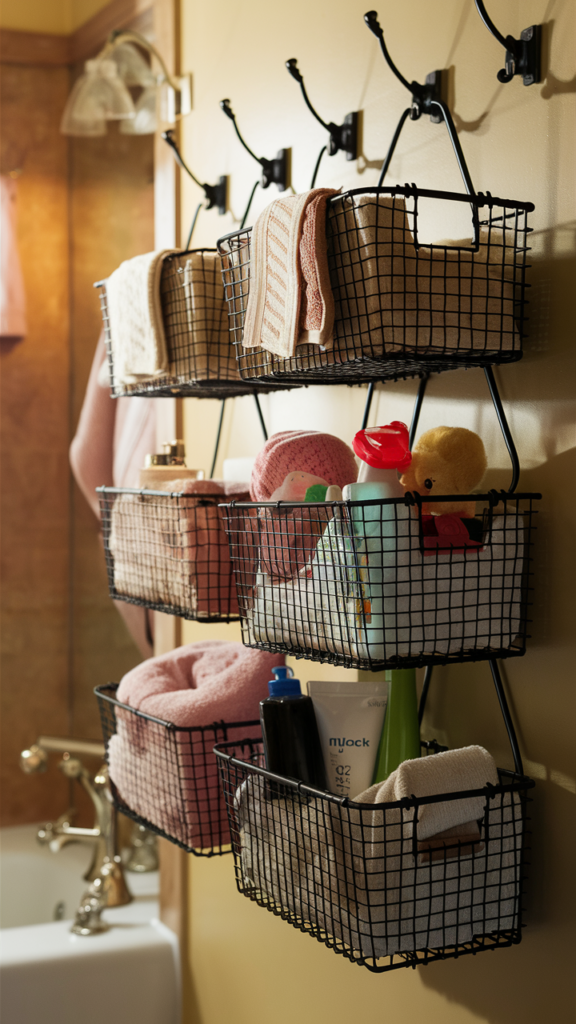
250, 431, 357, 580
251, 430, 357, 502
109, 642, 284, 850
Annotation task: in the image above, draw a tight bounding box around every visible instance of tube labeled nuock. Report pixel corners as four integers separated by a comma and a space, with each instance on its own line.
308, 679, 388, 798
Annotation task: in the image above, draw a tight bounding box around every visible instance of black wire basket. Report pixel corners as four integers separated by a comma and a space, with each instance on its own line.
221, 491, 539, 671
98, 485, 243, 622
215, 736, 534, 972
96, 683, 261, 855
96, 248, 289, 399
217, 186, 533, 386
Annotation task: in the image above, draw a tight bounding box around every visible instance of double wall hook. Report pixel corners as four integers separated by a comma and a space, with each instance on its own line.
364, 10, 475, 198
220, 99, 289, 191
162, 130, 227, 215
474, 1, 541, 87
285, 59, 358, 161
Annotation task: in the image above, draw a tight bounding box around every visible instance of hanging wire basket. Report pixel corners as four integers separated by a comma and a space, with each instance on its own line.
95, 248, 290, 399
98, 485, 243, 622
221, 491, 540, 671
217, 186, 533, 386
215, 736, 534, 972
96, 684, 261, 855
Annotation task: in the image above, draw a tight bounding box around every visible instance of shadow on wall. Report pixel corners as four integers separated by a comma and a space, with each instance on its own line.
418, 446, 576, 1024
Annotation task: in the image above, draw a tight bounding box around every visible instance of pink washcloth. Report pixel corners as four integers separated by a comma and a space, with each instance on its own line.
251, 430, 357, 502
109, 642, 284, 850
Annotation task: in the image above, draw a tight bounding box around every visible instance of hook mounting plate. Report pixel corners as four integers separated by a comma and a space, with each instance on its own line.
329, 112, 359, 160
501, 25, 541, 86
204, 176, 227, 215
422, 71, 444, 123
261, 149, 289, 191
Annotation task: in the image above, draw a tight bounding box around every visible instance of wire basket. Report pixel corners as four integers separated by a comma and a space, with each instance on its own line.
96, 248, 289, 399
96, 684, 261, 855
98, 485, 243, 622
221, 491, 539, 671
215, 736, 534, 972
217, 186, 533, 386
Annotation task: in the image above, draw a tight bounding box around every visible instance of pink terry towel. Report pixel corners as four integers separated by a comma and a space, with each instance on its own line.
0, 176, 26, 343
108, 642, 283, 850
70, 332, 156, 656
108, 477, 250, 617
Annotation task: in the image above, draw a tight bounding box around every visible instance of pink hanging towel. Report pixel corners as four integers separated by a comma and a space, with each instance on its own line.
0, 176, 26, 342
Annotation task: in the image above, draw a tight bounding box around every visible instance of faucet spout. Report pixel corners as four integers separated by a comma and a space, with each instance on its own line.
22, 737, 133, 908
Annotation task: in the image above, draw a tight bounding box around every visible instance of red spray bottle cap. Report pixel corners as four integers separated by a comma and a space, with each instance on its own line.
352, 422, 412, 471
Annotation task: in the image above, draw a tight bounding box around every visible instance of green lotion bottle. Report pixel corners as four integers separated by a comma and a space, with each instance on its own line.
372, 668, 420, 783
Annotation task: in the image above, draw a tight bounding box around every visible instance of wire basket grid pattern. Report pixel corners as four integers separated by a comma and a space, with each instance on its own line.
98, 485, 241, 622
97, 248, 290, 398
96, 684, 262, 855
221, 491, 539, 671
215, 737, 534, 971
217, 186, 533, 386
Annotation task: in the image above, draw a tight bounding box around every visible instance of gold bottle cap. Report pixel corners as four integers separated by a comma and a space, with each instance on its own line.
162, 439, 186, 465
144, 453, 170, 467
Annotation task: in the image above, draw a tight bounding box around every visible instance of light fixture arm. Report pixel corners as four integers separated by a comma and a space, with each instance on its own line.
99, 29, 181, 93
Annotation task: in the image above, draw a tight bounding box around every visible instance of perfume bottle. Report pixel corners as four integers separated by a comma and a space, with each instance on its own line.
138, 440, 204, 488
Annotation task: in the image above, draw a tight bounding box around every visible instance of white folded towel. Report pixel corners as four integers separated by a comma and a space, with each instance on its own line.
106, 249, 176, 385
353, 745, 499, 840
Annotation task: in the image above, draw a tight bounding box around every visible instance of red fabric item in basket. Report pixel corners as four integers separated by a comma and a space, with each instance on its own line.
108, 641, 284, 850
421, 514, 484, 556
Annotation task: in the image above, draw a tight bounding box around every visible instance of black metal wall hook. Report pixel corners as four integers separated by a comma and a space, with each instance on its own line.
473, 1, 541, 87
363, 10, 475, 198
162, 130, 227, 215
285, 59, 358, 161
220, 99, 289, 191
364, 12, 443, 124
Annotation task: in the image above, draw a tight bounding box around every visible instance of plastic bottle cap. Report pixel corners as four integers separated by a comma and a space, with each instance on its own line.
352, 422, 412, 471
268, 665, 302, 697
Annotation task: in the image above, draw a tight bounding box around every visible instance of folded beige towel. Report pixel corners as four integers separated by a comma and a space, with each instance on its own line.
352, 745, 499, 839
243, 188, 338, 358
167, 251, 240, 380
330, 194, 519, 355
107, 249, 176, 385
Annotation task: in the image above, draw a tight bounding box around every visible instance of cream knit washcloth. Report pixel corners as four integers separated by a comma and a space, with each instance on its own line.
243, 189, 338, 358
107, 249, 176, 385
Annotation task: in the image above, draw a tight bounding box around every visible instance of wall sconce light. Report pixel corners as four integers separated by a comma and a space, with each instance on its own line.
60, 29, 192, 137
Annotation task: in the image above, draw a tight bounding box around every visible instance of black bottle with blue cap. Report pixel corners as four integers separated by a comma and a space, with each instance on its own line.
260, 667, 327, 790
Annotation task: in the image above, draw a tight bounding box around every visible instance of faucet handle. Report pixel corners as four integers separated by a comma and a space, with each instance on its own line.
20, 744, 48, 774
70, 875, 109, 936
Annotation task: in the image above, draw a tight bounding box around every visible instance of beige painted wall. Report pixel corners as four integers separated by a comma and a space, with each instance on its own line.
180, 0, 575, 1022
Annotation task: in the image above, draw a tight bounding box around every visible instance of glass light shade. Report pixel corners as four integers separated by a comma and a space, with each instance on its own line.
111, 43, 155, 87
60, 59, 135, 135
120, 84, 159, 134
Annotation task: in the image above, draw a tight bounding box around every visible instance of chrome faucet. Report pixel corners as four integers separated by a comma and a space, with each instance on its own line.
20, 736, 132, 911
